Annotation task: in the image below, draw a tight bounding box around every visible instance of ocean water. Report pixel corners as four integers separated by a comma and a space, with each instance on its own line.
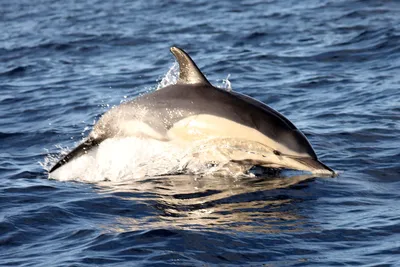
1, 0, 400, 266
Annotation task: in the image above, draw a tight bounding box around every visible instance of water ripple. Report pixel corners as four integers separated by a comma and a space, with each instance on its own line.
1, 0, 400, 265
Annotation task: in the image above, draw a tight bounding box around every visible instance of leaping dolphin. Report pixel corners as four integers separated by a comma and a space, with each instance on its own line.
49, 47, 335, 176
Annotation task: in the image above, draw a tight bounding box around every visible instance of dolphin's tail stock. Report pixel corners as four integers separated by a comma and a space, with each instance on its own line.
49, 138, 100, 173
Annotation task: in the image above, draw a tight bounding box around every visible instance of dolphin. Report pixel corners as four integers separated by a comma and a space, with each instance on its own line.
49, 46, 335, 176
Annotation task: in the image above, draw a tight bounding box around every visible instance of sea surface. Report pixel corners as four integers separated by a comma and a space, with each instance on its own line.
1, 0, 400, 266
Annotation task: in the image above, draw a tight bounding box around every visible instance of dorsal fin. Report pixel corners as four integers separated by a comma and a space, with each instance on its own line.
170, 46, 211, 86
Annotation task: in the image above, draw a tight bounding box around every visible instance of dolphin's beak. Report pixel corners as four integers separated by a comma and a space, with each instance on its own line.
287, 156, 337, 177
251, 152, 336, 177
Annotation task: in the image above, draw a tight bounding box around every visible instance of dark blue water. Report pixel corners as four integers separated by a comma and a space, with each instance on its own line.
1, 0, 400, 265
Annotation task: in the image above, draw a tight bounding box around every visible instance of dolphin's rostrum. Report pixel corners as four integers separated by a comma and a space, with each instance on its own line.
50, 47, 335, 176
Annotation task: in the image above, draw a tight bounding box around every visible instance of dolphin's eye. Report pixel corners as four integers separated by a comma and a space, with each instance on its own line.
273, 150, 281, 156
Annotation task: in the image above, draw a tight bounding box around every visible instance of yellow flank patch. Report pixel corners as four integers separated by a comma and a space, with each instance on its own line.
167, 114, 308, 157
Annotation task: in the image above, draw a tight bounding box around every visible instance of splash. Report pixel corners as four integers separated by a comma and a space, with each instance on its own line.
156, 61, 232, 91
40, 145, 70, 173
46, 138, 182, 182
216, 74, 232, 91
156, 62, 178, 90
45, 137, 256, 183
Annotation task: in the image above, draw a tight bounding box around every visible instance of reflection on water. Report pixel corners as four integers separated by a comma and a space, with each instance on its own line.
96, 174, 324, 234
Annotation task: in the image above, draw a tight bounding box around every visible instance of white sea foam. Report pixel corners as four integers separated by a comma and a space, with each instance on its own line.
44, 137, 252, 182
45, 138, 184, 182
